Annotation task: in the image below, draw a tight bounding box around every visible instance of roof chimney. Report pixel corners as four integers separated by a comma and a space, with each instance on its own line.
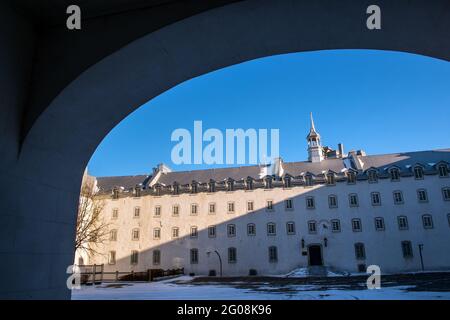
338, 143, 344, 158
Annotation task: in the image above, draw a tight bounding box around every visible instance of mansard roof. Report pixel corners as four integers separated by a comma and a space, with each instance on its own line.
95, 149, 450, 192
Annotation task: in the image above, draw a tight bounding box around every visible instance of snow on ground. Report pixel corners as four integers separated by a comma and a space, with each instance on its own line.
284, 267, 351, 277
72, 276, 450, 300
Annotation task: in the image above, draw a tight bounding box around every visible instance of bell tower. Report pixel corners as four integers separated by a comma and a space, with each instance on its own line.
307, 113, 324, 163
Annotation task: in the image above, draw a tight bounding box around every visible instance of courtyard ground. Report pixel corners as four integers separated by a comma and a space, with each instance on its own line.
72, 271, 450, 300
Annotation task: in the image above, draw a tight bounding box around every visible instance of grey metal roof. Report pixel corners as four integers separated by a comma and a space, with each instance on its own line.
96, 175, 150, 191
94, 149, 450, 190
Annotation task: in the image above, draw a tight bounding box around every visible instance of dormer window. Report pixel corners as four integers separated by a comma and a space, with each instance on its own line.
414, 166, 424, 180
227, 179, 234, 192
246, 178, 254, 190
264, 177, 273, 189
112, 188, 119, 199
438, 164, 449, 178
390, 168, 400, 181
304, 175, 313, 187
133, 186, 141, 197
172, 183, 179, 195
347, 171, 356, 184
191, 181, 198, 194
284, 176, 292, 188
367, 170, 378, 183
208, 180, 216, 193
154, 185, 162, 196
326, 173, 335, 186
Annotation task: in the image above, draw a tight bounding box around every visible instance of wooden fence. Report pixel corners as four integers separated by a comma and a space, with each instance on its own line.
76, 264, 184, 285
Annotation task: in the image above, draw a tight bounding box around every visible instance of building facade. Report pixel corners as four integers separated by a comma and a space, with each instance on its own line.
80, 117, 450, 276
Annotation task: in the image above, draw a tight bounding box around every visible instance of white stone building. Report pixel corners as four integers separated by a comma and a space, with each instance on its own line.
80, 116, 450, 276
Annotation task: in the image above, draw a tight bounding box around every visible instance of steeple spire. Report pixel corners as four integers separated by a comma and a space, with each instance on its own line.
306, 112, 324, 163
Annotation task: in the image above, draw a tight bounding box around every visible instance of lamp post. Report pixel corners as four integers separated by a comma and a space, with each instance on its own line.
418, 244, 424, 271
207, 250, 222, 277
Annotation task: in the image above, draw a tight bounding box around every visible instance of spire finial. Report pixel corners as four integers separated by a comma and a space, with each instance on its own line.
310, 112, 316, 131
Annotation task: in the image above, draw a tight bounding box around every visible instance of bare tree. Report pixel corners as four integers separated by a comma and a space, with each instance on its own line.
75, 176, 109, 257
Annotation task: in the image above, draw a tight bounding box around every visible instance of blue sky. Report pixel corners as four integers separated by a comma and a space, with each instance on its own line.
88, 49, 450, 177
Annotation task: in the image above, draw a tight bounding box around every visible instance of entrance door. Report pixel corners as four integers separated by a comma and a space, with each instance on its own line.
308, 245, 323, 266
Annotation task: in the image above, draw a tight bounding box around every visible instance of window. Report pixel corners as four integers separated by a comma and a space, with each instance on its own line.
172, 183, 179, 195
414, 166, 424, 180
448, 213, 450, 227
268, 246, 278, 263
304, 175, 313, 187
308, 220, 317, 234
285, 199, 293, 210
228, 247, 237, 263
154, 206, 161, 217
347, 171, 357, 184
112, 208, 119, 219
354, 243, 366, 260
326, 173, 335, 186
190, 248, 199, 264
390, 168, 400, 181
284, 176, 292, 188
331, 219, 341, 232
152, 250, 161, 265
227, 224, 236, 237
417, 189, 428, 202
191, 182, 198, 194
154, 185, 162, 196
267, 223, 276, 236
133, 207, 140, 218
153, 228, 161, 239
208, 225, 216, 238
209, 203, 216, 214
349, 193, 359, 207
112, 188, 119, 199
227, 202, 235, 214
191, 203, 198, 215
172, 227, 179, 238
265, 177, 273, 189
328, 195, 338, 208
227, 179, 234, 192
286, 222, 295, 235
374, 217, 385, 231
190, 226, 198, 238
110, 229, 118, 241
368, 170, 378, 183
247, 223, 256, 236
371, 192, 381, 206
134, 186, 141, 197
108, 251, 116, 265
266, 200, 274, 211
132, 228, 140, 241
442, 188, 450, 201
438, 164, 449, 177
401, 241, 413, 258
352, 219, 362, 232
422, 214, 433, 229
246, 178, 254, 190
247, 201, 254, 212
208, 181, 216, 193
130, 250, 139, 265
393, 191, 404, 204
306, 196, 315, 209
397, 216, 408, 230
172, 205, 179, 216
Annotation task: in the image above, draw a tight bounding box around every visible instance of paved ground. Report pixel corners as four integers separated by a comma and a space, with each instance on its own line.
72, 272, 450, 300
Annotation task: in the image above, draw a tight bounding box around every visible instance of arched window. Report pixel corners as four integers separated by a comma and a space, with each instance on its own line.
390, 168, 400, 181
439, 164, 449, 178
112, 187, 119, 199
283, 175, 292, 188
152, 250, 161, 265
247, 223, 256, 236
131, 228, 140, 240
326, 173, 335, 185
265, 176, 273, 189
227, 179, 234, 192
172, 182, 179, 195
347, 171, 357, 184
267, 222, 276, 236
304, 175, 313, 187
354, 243, 366, 260
208, 180, 216, 192
228, 247, 237, 263
191, 181, 198, 194
110, 229, 118, 241
268, 246, 278, 263
367, 169, 378, 183
246, 177, 254, 190
414, 166, 424, 180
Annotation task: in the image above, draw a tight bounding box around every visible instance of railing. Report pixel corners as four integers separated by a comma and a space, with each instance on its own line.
76, 265, 184, 285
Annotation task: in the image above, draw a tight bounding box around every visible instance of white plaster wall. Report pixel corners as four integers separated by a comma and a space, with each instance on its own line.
90, 175, 450, 276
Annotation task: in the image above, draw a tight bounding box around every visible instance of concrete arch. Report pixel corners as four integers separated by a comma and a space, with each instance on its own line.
1, 0, 449, 298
